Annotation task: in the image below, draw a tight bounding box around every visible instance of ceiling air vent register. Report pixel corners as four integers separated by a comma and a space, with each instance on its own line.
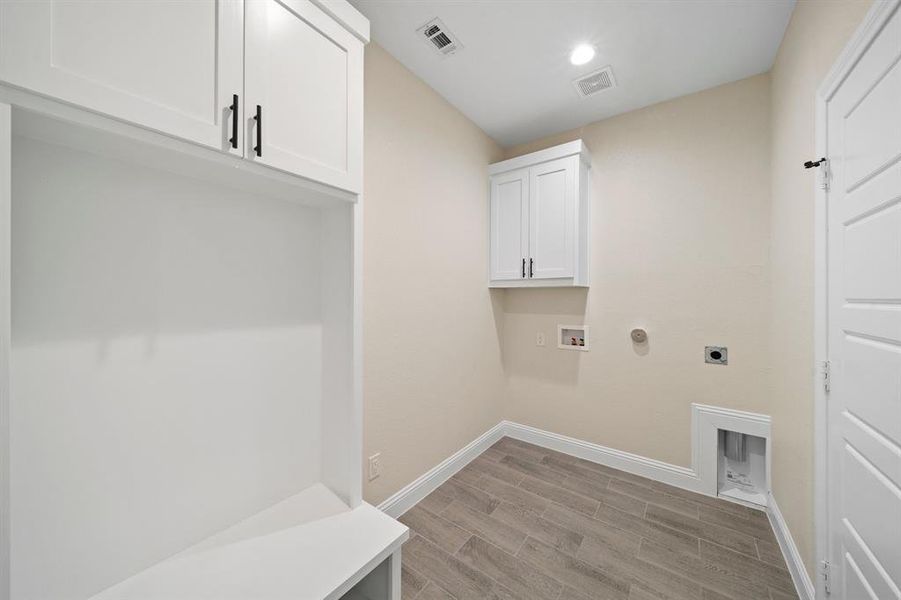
573, 66, 616, 98
417, 18, 463, 57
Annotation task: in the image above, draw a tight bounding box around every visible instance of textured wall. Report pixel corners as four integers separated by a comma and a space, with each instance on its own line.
362, 43, 506, 505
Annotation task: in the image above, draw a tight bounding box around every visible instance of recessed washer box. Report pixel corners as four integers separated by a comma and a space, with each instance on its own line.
558, 325, 589, 351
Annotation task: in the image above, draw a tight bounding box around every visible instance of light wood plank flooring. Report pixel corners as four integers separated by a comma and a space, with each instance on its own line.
399, 437, 797, 600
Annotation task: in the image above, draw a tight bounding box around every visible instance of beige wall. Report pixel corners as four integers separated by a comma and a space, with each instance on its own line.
768, 0, 871, 576
498, 75, 772, 468
363, 1, 872, 577
362, 43, 506, 505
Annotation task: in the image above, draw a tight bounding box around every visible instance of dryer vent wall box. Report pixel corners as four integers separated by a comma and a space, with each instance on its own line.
488, 140, 591, 288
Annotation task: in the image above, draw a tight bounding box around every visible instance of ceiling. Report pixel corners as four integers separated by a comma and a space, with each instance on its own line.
350, 0, 795, 147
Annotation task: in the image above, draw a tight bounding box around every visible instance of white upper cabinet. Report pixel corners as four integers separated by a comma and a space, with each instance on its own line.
489, 141, 590, 288
529, 156, 575, 280
0, 0, 245, 156
489, 168, 529, 281
245, 0, 363, 193
0, 0, 367, 192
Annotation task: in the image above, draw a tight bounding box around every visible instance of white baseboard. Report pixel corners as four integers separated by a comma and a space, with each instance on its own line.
377, 422, 506, 518
501, 421, 703, 494
767, 492, 815, 600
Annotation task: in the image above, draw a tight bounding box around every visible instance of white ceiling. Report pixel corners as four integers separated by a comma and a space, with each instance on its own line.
350, 0, 795, 147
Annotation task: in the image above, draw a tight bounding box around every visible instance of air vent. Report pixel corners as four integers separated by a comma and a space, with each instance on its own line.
416, 18, 463, 57
573, 66, 616, 98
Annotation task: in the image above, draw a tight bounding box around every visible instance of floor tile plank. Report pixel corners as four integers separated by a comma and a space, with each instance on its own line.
755, 538, 786, 567
441, 501, 527, 554
475, 473, 550, 514
698, 540, 796, 595
608, 478, 700, 519
419, 484, 456, 515
517, 536, 631, 600
638, 539, 769, 600
577, 536, 701, 600
698, 504, 776, 542
644, 504, 757, 557
492, 438, 549, 463
403, 535, 496, 600
401, 564, 427, 600
501, 455, 570, 485
491, 501, 584, 555
457, 535, 563, 600
519, 475, 600, 516
594, 503, 700, 557
542, 503, 641, 556
541, 455, 613, 486
560, 476, 648, 517
416, 581, 458, 600
441, 478, 501, 515
465, 456, 525, 486
400, 505, 472, 554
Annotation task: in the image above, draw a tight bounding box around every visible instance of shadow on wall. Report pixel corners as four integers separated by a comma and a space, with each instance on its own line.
498, 287, 589, 384
11, 137, 322, 347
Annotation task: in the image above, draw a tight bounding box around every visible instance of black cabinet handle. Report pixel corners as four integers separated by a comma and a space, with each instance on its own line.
529, 258, 534, 278
253, 104, 262, 157
229, 94, 239, 149
522, 258, 526, 278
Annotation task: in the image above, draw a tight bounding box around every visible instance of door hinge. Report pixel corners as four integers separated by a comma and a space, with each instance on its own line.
822, 560, 831, 595
822, 360, 831, 392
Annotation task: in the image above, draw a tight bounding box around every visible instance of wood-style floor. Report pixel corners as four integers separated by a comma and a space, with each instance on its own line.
399, 437, 797, 600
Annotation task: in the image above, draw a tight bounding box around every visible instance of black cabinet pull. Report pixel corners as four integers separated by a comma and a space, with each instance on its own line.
229, 94, 239, 149
522, 258, 525, 278
253, 104, 262, 157
529, 258, 534, 278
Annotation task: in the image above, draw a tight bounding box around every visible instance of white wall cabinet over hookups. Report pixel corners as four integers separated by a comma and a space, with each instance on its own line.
0, 1, 406, 599
488, 140, 591, 288
0, 0, 364, 193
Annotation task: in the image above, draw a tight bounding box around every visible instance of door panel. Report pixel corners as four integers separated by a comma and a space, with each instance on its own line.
490, 169, 528, 281
0, 0, 244, 154
529, 157, 575, 279
245, 0, 362, 192
827, 3, 901, 597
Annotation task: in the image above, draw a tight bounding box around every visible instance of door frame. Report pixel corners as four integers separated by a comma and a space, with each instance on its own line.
813, 2, 900, 598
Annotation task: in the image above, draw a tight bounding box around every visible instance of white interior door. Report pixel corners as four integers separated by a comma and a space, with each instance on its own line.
825, 3, 901, 598
244, 0, 363, 193
490, 169, 528, 281
0, 0, 244, 155
529, 157, 575, 279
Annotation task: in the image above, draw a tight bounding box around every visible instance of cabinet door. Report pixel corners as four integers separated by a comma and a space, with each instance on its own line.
489, 169, 529, 281
245, 0, 363, 192
0, 0, 244, 155
529, 157, 576, 279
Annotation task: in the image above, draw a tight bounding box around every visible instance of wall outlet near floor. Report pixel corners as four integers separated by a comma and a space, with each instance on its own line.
368, 453, 382, 480
536, 332, 546, 347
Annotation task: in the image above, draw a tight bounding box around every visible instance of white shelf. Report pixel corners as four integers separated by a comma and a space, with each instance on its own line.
90, 484, 408, 600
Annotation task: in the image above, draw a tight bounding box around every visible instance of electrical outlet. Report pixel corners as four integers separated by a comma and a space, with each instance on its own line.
368, 453, 381, 480
536, 332, 546, 347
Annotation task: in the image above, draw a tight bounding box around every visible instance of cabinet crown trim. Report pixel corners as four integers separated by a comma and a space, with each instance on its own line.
489, 139, 591, 176
310, 0, 370, 42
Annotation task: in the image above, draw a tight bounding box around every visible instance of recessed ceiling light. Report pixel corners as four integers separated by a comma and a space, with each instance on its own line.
570, 44, 595, 66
